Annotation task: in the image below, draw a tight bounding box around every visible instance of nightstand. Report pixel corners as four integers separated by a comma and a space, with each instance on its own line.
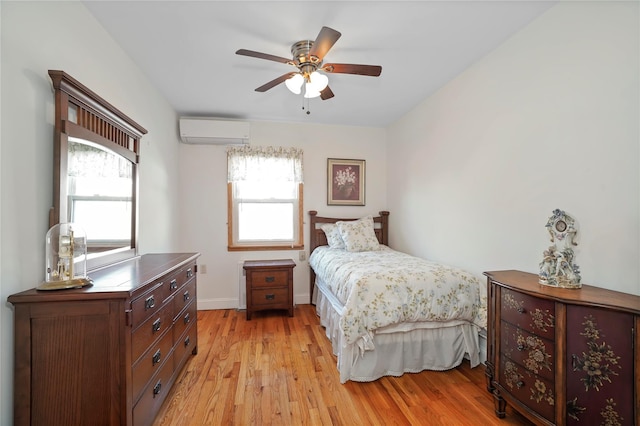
243, 259, 296, 320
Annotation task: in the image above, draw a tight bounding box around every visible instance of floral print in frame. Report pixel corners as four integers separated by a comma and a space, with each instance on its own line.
327, 158, 365, 205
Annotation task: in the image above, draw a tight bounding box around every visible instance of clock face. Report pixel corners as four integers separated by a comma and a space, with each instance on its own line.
555, 220, 567, 233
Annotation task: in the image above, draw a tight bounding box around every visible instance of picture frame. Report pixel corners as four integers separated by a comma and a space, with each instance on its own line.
327, 158, 365, 206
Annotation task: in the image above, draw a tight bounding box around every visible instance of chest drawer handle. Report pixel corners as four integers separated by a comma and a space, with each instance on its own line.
145, 295, 155, 310
153, 381, 162, 398
152, 318, 162, 333
152, 349, 161, 366
517, 344, 527, 351
517, 307, 526, 314
265, 293, 275, 300
187, 268, 193, 278
170, 279, 178, 290
265, 276, 275, 283
184, 336, 191, 347
184, 313, 191, 324
183, 291, 190, 302
516, 380, 524, 389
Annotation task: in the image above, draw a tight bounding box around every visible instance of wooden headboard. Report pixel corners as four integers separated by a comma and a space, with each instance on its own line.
308, 210, 389, 304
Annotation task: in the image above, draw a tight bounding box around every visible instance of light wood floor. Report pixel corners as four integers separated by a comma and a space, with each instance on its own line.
153, 305, 532, 425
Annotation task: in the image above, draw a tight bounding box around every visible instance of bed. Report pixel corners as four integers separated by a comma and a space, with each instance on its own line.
308, 210, 487, 383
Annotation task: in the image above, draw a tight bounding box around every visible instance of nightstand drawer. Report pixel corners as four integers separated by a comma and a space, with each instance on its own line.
251, 287, 289, 307
249, 270, 289, 288
499, 356, 555, 423
501, 321, 554, 382
501, 288, 555, 340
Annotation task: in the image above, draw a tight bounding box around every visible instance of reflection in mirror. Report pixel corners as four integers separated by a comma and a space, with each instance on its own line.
67, 138, 133, 255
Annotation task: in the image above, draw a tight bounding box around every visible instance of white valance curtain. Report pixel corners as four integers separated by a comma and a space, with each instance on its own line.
227, 146, 304, 183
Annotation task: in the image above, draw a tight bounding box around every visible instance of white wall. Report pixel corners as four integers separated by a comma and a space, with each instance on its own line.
387, 1, 639, 295
179, 121, 387, 309
0, 2, 182, 423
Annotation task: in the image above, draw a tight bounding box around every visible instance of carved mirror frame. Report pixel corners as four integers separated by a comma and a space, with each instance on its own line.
49, 70, 147, 271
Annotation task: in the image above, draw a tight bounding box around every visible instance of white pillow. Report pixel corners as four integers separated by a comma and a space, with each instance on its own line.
336, 216, 380, 252
321, 223, 345, 249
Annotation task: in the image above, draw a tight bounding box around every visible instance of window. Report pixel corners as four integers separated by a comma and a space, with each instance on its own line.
227, 146, 304, 251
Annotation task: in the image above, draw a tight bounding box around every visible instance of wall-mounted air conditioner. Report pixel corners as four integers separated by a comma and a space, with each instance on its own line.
179, 118, 250, 145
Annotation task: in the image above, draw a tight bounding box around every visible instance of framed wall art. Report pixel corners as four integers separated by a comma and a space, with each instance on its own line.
327, 158, 365, 206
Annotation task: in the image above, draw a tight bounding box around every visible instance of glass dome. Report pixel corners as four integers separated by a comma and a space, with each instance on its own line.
38, 222, 92, 290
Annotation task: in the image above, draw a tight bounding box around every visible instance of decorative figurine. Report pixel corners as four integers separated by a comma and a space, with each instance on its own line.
538, 209, 581, 288
38, 223, 92, 290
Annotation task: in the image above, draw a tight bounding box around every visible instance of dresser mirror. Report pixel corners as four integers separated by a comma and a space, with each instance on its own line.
49, 70, 147, 271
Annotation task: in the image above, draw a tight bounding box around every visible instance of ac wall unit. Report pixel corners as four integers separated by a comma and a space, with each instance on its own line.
179, 118, 250, 145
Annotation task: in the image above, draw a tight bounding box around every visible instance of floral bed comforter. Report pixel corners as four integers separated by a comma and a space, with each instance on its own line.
310, 245, 487, 345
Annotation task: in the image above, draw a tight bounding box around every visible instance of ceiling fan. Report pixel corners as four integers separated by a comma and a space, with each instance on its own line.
236, 26, 382, 101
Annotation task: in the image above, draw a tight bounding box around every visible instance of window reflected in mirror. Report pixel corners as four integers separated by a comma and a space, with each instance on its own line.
67, 137, 133, 255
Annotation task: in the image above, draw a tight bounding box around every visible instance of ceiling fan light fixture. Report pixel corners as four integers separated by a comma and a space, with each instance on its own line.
308, 71, 329, 92
285, 73, 304, 94
303, 85, 321, 99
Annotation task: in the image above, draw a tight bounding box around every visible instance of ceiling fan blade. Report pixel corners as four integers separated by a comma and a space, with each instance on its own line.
255, 73, 298, 92
320, 86, 334, 100
322, 63, 382, 76
309, 27, 341, 61
236, 49, 292, 65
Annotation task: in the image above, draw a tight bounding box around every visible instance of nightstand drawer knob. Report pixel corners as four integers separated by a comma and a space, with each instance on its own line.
265, 293, 275, 300
517, 307, 526, 314
516, 380, 525, 389
265, 276, 275, 283
517, 344, 527, 351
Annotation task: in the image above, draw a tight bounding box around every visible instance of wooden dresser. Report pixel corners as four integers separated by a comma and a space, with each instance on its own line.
8, 253, 199, 426
484, 270, 639, 426
243, 259, 295, 320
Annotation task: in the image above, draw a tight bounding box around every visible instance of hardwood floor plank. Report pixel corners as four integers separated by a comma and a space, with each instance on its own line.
153, 306, 532, 425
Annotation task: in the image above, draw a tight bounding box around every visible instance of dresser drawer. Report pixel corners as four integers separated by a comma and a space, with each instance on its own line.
173, 279, 196, 320
501, 321, 554, 382
249, 270, 289, 288
173, 300, 197, 343
132, 301, 174, 364
166, 262, 196, 297
251, 287, 289, 307
499, 356, 555, 423
501, 288, 555, 340
174, 322, 197, 371
131, 282, 171, 330
133, 350, 175, 426
132, 329, 174, 403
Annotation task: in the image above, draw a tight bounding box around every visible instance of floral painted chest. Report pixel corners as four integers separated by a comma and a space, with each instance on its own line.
484, 270, 639, 426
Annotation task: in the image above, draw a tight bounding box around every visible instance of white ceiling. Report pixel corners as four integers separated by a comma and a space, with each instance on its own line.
82, 1, 555, 128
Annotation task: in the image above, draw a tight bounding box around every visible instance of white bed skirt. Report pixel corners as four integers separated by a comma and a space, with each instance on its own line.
315, 280, 482, 383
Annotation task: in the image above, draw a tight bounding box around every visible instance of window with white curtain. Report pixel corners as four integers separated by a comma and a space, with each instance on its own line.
227, 146, 304, 250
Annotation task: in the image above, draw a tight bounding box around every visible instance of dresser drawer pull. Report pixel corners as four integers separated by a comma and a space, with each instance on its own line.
183, 291, 190, 302
187, 268, 193, 278
152, 318, 162, 333
517, 307, 526, 314
153, 381, 162, 398
265, 293, 275, 300
170, 279, 178, 290
184, 336, 191, 347
516, 380, 524, 389
265, 276, 275, 283
517, 344, 527, 351
152, 349, 161, 366
145, 295, 155, 310
184, 313, 190, 324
